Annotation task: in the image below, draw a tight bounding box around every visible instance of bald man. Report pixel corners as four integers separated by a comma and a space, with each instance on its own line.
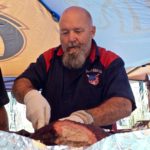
12, 6, 136, 130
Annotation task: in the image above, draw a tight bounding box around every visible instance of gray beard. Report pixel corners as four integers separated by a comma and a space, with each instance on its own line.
62, 50, 86, 69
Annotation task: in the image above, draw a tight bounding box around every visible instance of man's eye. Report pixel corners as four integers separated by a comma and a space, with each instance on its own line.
75, 29, 84, 34
60, 31, 69, 35
75, 30, 81, 33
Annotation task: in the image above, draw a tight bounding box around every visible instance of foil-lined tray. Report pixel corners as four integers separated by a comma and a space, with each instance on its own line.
0, 130, 87, 150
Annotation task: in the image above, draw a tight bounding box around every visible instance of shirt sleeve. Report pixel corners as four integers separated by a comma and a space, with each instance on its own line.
16, 54, 47, 90
102, 58, 136, 111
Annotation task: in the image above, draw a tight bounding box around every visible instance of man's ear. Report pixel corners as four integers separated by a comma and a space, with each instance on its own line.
91, 26, 96, 38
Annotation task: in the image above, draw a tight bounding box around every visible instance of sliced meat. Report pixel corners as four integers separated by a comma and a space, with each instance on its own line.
9, 129, 32, 137
30, 120, 111, 147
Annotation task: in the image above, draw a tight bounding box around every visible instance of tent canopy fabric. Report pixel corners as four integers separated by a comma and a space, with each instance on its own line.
127, 63, 150, 81
41, 0, 150, 68
1, 0, 150, 82
0, 0, 60, 77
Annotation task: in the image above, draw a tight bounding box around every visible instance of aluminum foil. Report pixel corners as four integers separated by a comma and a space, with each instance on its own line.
86, 129, 150, 150
2, 129, 150, 150
0, 131, 87, 150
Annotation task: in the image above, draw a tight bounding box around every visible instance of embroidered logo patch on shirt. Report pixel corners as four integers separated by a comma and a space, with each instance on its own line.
86, 68, 102, 86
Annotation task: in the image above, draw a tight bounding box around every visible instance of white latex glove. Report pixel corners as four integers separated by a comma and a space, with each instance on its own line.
60, 110, 94, 124
24, 89, 51, 130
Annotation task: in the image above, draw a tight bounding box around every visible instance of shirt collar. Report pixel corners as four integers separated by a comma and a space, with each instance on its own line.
56, 39, 99, 63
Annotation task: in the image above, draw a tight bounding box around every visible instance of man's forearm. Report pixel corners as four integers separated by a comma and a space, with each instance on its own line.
86, 97, 132, 126
12, 78, 34, 103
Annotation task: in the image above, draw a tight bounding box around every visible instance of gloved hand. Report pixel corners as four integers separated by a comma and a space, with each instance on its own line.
24, 89, 51, 130
60, 110, 94, 124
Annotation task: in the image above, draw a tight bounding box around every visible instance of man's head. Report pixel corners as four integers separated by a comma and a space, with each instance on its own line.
59, 6, 96, 69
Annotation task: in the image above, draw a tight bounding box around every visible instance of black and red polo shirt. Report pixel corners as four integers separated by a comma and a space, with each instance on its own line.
17, 40, 136, 129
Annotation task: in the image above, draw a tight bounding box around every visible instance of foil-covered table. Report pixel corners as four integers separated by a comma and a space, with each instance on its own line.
87, 129, 150, 150
0, 130, 86, 150
1, 129, 150, 150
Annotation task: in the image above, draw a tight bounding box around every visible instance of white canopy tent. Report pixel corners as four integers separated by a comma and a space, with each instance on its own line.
1, 0, 150, 83
127, 63, 150, 81
41, 0, 150, 68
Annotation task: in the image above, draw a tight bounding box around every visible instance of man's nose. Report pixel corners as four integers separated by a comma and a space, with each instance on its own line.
68, 31, 77, 42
